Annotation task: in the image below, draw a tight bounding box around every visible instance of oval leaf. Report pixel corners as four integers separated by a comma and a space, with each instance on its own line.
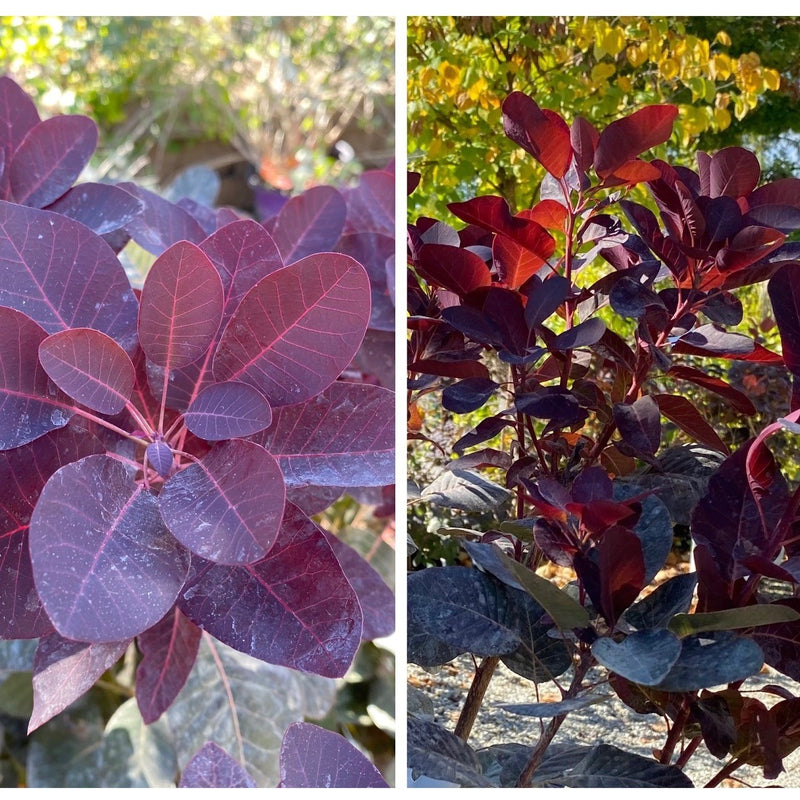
159, 439, 285, 565
177, 503, 362, 677
442, 377, 498, 414
45, 182, 144, 235
551, 317, 606, 351
146, 440, 174, 479
138, 240, 224, 370
591, 629, 681, 686
9, 114, 98, 207
38, 328, 135, 415
280, 722, 388, 788
668, 604, 800, 637
184, 381, 272, 441
29, 455, 190, 642
180, 742, 256, 788
416, 243, 491, 297
613, 396, 661, 455
213, 253, 370, 407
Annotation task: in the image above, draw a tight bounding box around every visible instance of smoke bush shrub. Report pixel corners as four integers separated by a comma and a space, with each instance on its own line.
0, 74, 394, 787
408, 88, 800, 787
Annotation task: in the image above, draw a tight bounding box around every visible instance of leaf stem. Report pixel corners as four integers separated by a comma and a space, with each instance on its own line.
70, 406, 149, 448
454, 656, 500, 741
705, 756, 745, 788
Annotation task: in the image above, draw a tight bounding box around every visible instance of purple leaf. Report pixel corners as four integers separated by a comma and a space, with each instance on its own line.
199, 219, 284, 320
28, 454, 191, 642
342, 169, 394, 237
669, 365, 756, 415
677, 324, 754, 356
45, 183, 144, 235
136, 607, 202, 724
0, 75, 40, 198
551, 317, 606, 350
441, 377, 498, 414
9, 114, 98, 208
286, 485, 344, 515
138, 240, 224, 370
0, 307, 74, 449
180, 742, 256, 788
415, 243, 491, 297
653, 394, 729, 454
29, 633, 130, 733
523, 274, 571, 328
159, 439, 285, 565
120, 182, 206, 254
146, 440, 174, 478
768, 264, 800, 376
613, 396, 661, 455
270, 185, 347, 264
703, 146, 761, 198
279, 722, 388, 788
0, 201, 139, 351
0, 422, 103, 638
320, 530, 394, 641
178, 502, 362, 677
38, 328, 136, 415
516, 387, 588, 428
184, 381, 272, 441
252, 381, 393, 488
213, 253, 370, 407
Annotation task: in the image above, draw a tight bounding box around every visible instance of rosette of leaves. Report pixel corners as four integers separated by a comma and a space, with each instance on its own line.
0, 75, 393, 787
408, 89, 800, 786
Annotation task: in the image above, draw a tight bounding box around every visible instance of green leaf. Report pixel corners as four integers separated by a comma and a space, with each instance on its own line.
668, 604, 800, 637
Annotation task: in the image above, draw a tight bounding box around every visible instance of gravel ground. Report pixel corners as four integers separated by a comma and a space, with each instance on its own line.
409, 656, 800, 788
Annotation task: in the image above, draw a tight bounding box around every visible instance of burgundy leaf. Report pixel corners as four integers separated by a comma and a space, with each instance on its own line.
676, 324, 755, 357
29, 633, 130, 733
768, 264, 800, 375
159, 439, 285, 565
178, 502, 362, 678
0, 422, 103, 638
749, 177, 800, 208
699, 195, 743, 242
609, 276, 665, 319
502, 91, 572, 178
270, 185, 347, 264
523, 274, 571, 328
213, 253, 370, 407
0, 201, 139, 351
0, 307, 74, 449
45, 182, 143, 235
415, 243, 491, 297
407, 357, 490, 381
136, 607, 202, 724
180, 742, 256, 788
9, 114, 98, 208
138, 240, 224, 370
571, 466, 613, 504
320, 530, 394, 641
522, 200, 569, 232
669, 364, 757, 415
551, 317, 606, 351
613, 396, 661, 455
342, 169, 394, 237
653, 394, 729, 454
146, 440, 174, 478
28, 454, 191, 642
199, 219, 284, 318
252, 381, 393, 488
715, 226, 785, 273
38, 328, 135, 415
441, 377, 498, 414
184, 381, 272, 442
571, 116, 600, 175
493, 233, 547, 289
594, 105, 678, 178
516, 387, 588, 428
336, 231, 395, 330
286, 484, 344, 516
453, 415, 513, 454
279, 722, 388, 788
704, 147, 761, 198
120, 182, 206, 254
0, 75, 40, 198
743, 203, 800, 233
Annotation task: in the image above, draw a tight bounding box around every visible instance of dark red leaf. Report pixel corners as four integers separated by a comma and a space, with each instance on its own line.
213, 253, 370, 407
669, 364, 757, 415
178, 502, 362, 677
280, 722, 388, 788
138, 239, 224, 370
342, 169, 394, 237
502, 91, 572, 178
523, 274, 571, 328
9, 115, 98, 207
653, 394, 729, 454
0, 422, 103, 639
521, 200, 569, 232
136, 607, 202, 724
416, 243, 491, 296
408, 357, 490, 380
45, 183, 143, 235
599, 527, 647, 625
493, 233, 545, 289
613, 396, 661, 455
768, 264, 800, 375
716, 226, 785, 273
270, 185, 347, 264
571, 116, 599, 175
29, 633, 130, 733
159, 439, 285, 565
38, 328, 135, 415
606, 159, 662, 185
252, 381, 393, 488
594, 105, 678, 178
29, 454, 191, 642
0, 307, 74, 450
184, 381, 272, 441
0, 75, 40, 198
705, 147, 761, 198
180, 742, 256, 788
551, 317, 606, 351
0, 201, 139, 352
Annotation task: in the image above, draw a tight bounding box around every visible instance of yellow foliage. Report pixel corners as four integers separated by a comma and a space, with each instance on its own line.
591, 62, 615, 83
764, 68, 781, 91
659, 56, 679, 80
601, 26, 626, 57
715, 30, 732, 47
626, 43, 648, 68
713, 106, 732, 131
709, 53, 731, 81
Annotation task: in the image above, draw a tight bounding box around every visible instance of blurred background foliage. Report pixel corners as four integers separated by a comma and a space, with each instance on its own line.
0, 15, 395, 787
1, 16, 395, 198
408, 16, 800, 220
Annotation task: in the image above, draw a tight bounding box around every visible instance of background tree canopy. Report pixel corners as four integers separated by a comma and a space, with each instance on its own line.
408, 16, 799, 219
